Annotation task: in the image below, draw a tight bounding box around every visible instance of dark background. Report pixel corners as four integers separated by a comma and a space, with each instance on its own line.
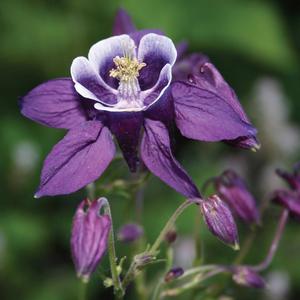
1, 0, 300, 299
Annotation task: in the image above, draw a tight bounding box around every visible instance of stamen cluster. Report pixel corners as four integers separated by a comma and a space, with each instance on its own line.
109, 56, 146, 82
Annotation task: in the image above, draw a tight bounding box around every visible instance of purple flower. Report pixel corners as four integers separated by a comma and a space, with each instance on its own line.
20, 9, 257, 198
200, 195, 239, 249
272, 190, 300, 219
117, 223, 143, 243
273, 163, 300, 219
276, 163, 300, 192
215, 170, 260, 225
71, 198, 111, 282
232, 266, 265, 288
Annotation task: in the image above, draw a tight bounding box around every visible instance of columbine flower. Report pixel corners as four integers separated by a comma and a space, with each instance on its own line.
273, 163, 300, 219
276, 163, 300, 192
232, 266, 265, 288
117, 223, 143, 243
200, 195, 239, 249
20, 9, 257, 198
215, 170, 260, 225
71, 198, 111, 282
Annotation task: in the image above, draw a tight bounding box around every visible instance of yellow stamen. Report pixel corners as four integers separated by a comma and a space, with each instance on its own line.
109, 56, 146, 82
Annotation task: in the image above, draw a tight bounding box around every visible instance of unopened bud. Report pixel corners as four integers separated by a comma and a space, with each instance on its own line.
71, 198, 111, 282
200, 195, 239, 249
164, 267, 184, 282
232, 267, 265, 288
117, 223, 143, 243
215, 170, 260, 225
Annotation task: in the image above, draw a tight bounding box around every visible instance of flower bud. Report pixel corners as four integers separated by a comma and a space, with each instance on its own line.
71, 198, 111, 282
165, 229, 177, 244
164, 267, 184, 282
232, 267, 265, 288
117, 223, 143, 243
200, 195, 239, 249
215, 170, 260, 225
272, 190, 300, 219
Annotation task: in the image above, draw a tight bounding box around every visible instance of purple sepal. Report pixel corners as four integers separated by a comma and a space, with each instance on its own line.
200, 195, 239, 249
276, 164, 300, 192
232, 267, 265, 288
108, 112, 143, 172
172, 62, 258, 149
35, 121, 115, 197
141, 119, 200, 198
117, 223, 144, 243
71, 198, 111, 282
215, 170, 260, 225
272, 190, 300, 219
172, 53, 209, 81
172, 79, 256, 142
113, 8, 136, 35
164, 267, 184, 282
20, 78, 87, 129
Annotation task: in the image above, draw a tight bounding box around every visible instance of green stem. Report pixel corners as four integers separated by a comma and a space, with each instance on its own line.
102, 199, 124, 298
78, 281, 87, 300
149, 199, 194, 254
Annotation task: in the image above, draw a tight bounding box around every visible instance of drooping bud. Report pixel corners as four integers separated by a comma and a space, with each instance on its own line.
232, 267, 265, 288
272, 190, 300, 219
276, 164, 300, 192
117, 223, 143, 243
165, 229, 177, 245
164, 267, 184, 282
200, 195, 239, 250
71, 198, 111, 282
215, 170, 260, 225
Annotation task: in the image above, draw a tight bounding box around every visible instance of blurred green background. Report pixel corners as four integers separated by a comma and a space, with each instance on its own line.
1, 0, 300, 299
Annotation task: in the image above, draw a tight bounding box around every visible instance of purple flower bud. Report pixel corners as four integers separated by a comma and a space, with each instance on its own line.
232, 267, 265, 288
164, 267, 184, 282
200, 195, 239, 249
276, 164, 300, 192
272, 190, 300, 219
117, 223, 143, 243
71, 198, 111, 282
215, 170, 260, 225
165, 229, 177, 244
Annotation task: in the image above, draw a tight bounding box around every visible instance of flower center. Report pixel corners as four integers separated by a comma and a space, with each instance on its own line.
109, 53, 146, 109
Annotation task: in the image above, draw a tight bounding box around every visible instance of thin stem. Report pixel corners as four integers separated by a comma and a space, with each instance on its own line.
253, 208, 289, 272
86, 182, 96, 199
78, 281, 87, 300
102, 199, 124, 298
234, 230, 256, 265
149, 199, 194, 254
160, 267, 226, 298
233, 193, 272, 265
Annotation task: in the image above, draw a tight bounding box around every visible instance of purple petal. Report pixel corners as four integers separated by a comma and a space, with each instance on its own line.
138, 33, 177, 90
173, 53, 209, 81
88, 34, 136, 89
172, 80, 256, 142
129, 29, 164, 47
108, 112, 143, 172
71, 56, 117, 105
20, 78, 87, 129
35, 121, 115, 197
142, 64, 173, 107
175, 41, 188, 60
273, 190, 300, 219
141, 119, 200, 198
112, 8, 136, 35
